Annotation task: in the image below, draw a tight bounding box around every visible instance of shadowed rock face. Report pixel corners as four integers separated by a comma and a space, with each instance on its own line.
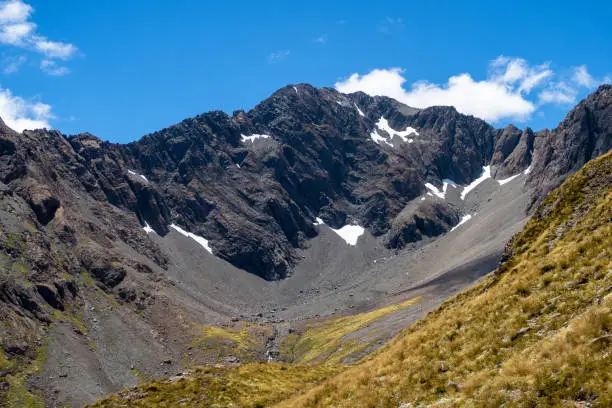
0, 84, 610, 285
527, 85, 612, 206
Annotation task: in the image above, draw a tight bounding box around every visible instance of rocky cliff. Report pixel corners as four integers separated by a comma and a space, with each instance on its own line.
0, 83, 610, 407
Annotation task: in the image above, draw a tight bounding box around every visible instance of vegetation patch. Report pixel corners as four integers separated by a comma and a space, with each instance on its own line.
288, 297, 421, 364
88, 363, 342, 408
191, 322, 272, 362
3, 341, 47, 408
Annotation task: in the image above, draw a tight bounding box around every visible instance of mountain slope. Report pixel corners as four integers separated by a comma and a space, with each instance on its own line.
0, 85, 610, 407
90, 148, 612, 408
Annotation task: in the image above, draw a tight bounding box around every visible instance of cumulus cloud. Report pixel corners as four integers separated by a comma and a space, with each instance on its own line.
0, 86, 53, 131
335, 57, 606, 122
0, 1, 78, 73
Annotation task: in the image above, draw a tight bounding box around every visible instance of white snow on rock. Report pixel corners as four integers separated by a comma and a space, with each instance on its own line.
330, 225, 365, 246
313, 218, 364, 245
424, 179, 459, 199
128, 169, 149, 183
354, 103, 365, 117
143, 222, 155, 234
460, 166, 491, 200
241, 133, 271, 143
370, 116, 419, 146
370, 129, 394, 146
293, 86, 298, 94
425, 183, 445, 199
377, 116, 419, 142
170, 224, 213, 254
524, 165, 532, 175
497, 173, 521, 185
421, 196, 426, 201
450, 214, 473, 232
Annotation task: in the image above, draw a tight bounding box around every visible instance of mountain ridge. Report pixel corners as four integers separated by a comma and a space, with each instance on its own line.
0, 83, 610, 407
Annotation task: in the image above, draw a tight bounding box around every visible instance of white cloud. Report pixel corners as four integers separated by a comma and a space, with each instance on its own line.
32, 35, 76, 59
0, 0, 31, 24
572, 65, 597, 88
0, 1, 77, 72
40, 59, 69, 76
2, 54, 25, 73
0, 21, 32, 44
335, 57, 604, 123
0, 86, 53, 131
267, 49, 290, 63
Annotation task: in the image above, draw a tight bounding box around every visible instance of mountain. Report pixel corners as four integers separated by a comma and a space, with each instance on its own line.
91, 148, 612, 408
0, 84, 610, 407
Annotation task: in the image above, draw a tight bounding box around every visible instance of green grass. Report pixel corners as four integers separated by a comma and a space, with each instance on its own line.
191, 322, 272, 362
3, 342, 47, 408
88, 363, 342, 408
288, 297, 421, 364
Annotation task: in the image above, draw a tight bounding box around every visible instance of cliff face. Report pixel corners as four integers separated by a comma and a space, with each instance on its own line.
1, 85, 611, 285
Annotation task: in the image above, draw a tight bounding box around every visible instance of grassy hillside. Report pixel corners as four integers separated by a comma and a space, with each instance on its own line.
90, 151, 611, 407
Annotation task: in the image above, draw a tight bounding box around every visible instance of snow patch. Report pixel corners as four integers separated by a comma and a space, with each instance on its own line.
450, 214, 472, 232
313, 218, 364, 245
293, 86, 298, 95
460, 166, 491, 200
128, 169, 148, 183
425, 183, 445, 199
421, 197, 426, 201
370, 130, 394, 146
424, 179, 459, 199
241, 133, 271, 143
330, 225, 365, 246
354, 103, 365, 117
374, 116, 419, 144
524, 165, 532, 175
170, 224, 213, 254
236, 163, 240, 168
497, 173, 521, 185
143, 222, 155, 234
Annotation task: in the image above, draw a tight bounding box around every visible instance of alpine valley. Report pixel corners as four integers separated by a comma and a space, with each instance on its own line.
0, 83, 610, 407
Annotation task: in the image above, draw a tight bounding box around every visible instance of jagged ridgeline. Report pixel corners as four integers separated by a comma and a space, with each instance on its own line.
0, 84, 610, 407
91, 149, 611, 408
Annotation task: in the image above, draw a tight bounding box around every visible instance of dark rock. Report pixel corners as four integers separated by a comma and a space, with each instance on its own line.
78, 242, 126, 287
527, 85, 612, 206
35, 283, 64, 310
20, 180, 61, 225
491, 126, 534, 178
386, 200, 460, 249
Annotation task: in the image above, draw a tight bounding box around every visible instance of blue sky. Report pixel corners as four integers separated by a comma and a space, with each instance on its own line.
0, 0, 610, 143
